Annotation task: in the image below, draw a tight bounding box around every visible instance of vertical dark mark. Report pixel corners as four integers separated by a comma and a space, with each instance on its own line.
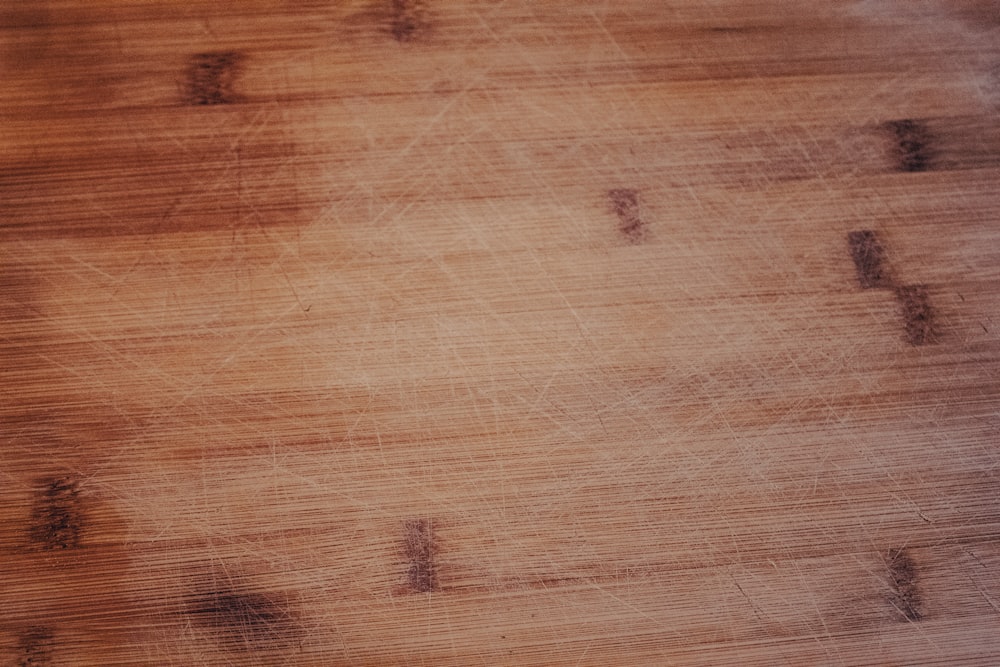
885, 548, 922, 621
185, 52, 242, 105
404, 518, 438, 592
884, 119, 933, 172
187, 588, 300, 651
847, 230, 892, 288
389, 0, 428, 42
608, 188, 646, 243
17, 626, 54, 667
29, 477, 83, 550
844, 233, 940, 343
896, 285, 936, 345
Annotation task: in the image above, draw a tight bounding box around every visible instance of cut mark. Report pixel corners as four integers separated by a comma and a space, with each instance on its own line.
608, 188, 646, 243
18, 626, 54, 667
885, 119, 933, 172
404, 518, 438, 592
185, 52, 242, 105
885, 548, 922, 621
896, 284, 936, 345
847, 230, 892, 288
389, 0, 428, 42
187, 588, 299, 651
30, 477, 83, 550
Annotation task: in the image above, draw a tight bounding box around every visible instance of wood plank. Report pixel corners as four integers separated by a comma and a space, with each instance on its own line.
2, 1, 999, 664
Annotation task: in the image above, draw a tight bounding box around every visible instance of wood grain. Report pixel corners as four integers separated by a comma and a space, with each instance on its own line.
2, 1, 1000, 665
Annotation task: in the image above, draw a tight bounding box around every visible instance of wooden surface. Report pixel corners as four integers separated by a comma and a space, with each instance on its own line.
3, 1, 1000, 665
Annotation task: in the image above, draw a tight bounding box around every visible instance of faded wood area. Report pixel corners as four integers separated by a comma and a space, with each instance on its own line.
2, 1, 1000, 665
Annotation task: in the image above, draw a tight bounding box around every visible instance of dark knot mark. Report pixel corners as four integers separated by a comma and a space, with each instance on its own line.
847, 230, 891, 288
845, 233, 938, 344
608, 188, 646, 243
884, 119, 933, 173
187, 588, 299, 650
404, 518, 438, 592
18, 626, 54, 667
184, 52, 242, 105
30, 477, 83, 550
885, 548, 922, 621
389, 0, 428, 42
896, 285, 936, 345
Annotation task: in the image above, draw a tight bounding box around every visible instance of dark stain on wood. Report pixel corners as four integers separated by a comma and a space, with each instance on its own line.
847, 230, 892, 288
885, 548, 922, 621
388, 0, 429, 42
404, 518, 438, 592
29, 477, 83, 550
608, 188, 646, 243
896, 284, 936, 345
17, 626, 54, 667
187, 587, 300, 650
184, 52, 243, 105
885, 119, 934, 172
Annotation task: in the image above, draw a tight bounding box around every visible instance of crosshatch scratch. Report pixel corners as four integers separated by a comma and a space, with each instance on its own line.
4, 2, 998, 664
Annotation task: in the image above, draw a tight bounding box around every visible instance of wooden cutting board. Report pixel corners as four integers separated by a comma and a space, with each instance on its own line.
3, 1, 1000, 664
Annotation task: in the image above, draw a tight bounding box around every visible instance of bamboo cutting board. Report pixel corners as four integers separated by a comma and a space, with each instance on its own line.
2, 1, 1000, 665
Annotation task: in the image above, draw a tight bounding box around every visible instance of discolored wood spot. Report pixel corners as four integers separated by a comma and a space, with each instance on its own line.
896, 284, 936, 345
29, 477, 83, 550
884, 119, 934, 172
404, 518, 438, 592
389, 0, 429, 42
608, 188, 646, 243
187, 588, 299, 651
184, 52, 242, 105
17, 626, 54, 667
885, 548, 922, 621
847, 230, 892, 288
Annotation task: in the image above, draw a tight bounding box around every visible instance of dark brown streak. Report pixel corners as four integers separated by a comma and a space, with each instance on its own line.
884, 119, 934, 173
17, 626, 54, 667
29, 477, 83, 550
886, 548, 922, 621
896, 284, 936, 345
847, 230, 892, 289
389, 0, 428, 42
608, 188, 646, 243
404, 518, 438, 592
184, 52, 243, 105
187, 588, 300, 651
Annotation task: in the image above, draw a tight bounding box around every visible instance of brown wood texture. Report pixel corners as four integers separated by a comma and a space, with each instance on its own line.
3, 1, 1000, 665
